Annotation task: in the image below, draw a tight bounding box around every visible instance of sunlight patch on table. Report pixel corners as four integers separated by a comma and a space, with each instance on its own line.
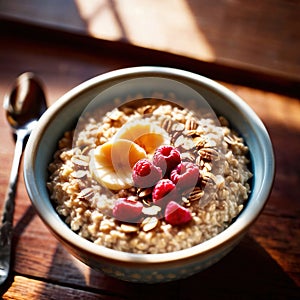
74, 0, 215, 61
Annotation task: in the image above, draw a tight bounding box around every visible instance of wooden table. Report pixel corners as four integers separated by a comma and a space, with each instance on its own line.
0, 16, 300, 299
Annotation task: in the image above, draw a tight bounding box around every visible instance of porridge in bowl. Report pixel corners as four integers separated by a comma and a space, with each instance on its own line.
47, 95, 252, 254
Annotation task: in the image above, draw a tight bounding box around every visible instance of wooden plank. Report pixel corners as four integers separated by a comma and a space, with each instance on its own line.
0, 0, 299, 82
2, 276, 121, 300
1, 17, 299, 99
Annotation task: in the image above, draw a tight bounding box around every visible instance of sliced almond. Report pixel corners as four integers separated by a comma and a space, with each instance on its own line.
193, 136, 206, 148
161, 117, 174, 133
138, 188, 152, 198
185, 118, 198, 130
142, 205, 161, 216
120, 223, 139, 233
71, 155, 89, 167
171, 122, 185, 132
78, 187, 94, 200
142, 217, 159, 232
188, 187, 204, 202
71, 170, 88, 179
224, 135, 237, 145
199, 148, 220, 161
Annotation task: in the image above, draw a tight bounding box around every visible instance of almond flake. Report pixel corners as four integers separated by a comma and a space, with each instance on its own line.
71, 170, 88, 179
120, 224, 139, 233
142, 217, 159, 232
138, 188, 152, 198
142, 205, 161, 216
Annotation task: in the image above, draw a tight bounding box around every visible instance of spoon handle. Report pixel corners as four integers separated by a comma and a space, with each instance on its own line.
0, 129, 28, 286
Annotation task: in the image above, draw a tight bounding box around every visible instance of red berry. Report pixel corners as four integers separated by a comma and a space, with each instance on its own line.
112, 198, 143, 222
165, 201, 192, 225
170, 162, 199, 192
153, 145, 181, 175
132, 159, 162, 188
152, 179, 180, 207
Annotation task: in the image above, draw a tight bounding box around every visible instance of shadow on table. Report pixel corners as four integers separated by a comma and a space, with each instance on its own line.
89, 235, 300, 300
176, 235, 299, 299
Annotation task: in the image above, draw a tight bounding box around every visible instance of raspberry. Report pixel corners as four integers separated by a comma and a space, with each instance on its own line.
153, 145, 181, 175
112, 198, 143, 222
152, 179, 180, 207
170, 162, 199, 192
165, 201, 192, 225
132, 159, 162, 188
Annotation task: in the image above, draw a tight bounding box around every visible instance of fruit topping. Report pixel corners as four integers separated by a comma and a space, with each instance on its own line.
153, 145, 181, 175
113, 118, 170, 154
170, 162, 199, 192
91, 118, 200, 228
90, 139, 147, 190
112, 198, 143, 222
132, 159, 162, 188
165, 201, 192, 225
152, 179, 180, 207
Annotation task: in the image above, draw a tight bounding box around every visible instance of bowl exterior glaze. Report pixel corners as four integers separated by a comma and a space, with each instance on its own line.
24, 66, 275, 283
55, 228, 243, 283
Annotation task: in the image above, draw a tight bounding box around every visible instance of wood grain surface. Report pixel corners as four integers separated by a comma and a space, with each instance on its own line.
0, 0, 299, 82
0, 9, 299, 299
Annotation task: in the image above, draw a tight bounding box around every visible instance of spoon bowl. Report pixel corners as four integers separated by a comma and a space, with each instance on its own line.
4, 72, 47, 132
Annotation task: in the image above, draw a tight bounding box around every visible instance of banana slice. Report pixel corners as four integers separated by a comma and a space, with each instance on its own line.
90, 139, 147, 190
113, 118, 170, 154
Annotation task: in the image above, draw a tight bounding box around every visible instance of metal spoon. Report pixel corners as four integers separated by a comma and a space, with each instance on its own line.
0, 72, 47, 286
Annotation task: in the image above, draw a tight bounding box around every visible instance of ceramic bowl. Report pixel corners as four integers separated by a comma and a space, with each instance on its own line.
24, 66, 275, 283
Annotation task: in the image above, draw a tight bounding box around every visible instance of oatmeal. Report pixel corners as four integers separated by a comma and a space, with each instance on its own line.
47, 97, 252, 254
